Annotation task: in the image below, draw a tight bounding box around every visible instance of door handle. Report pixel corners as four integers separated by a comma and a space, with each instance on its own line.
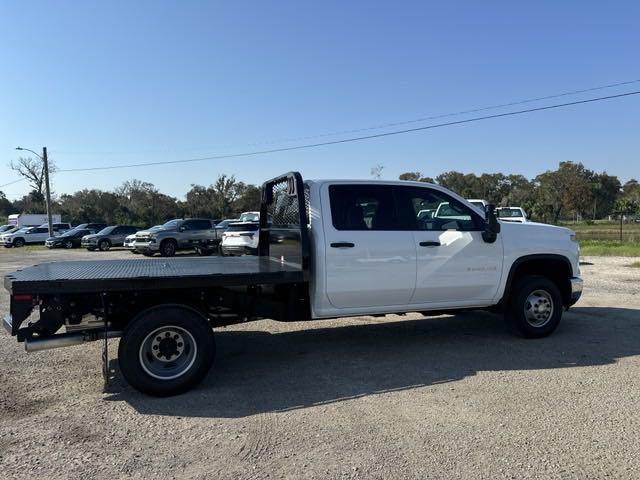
419, 241, 441, 247
331, 242, 355, 248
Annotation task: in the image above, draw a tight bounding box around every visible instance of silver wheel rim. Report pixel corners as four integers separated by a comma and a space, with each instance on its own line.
524, 289, 554, 327
65, 241, 72, 248
139, 325, 197, 380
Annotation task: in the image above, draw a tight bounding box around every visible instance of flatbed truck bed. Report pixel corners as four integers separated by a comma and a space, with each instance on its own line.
4, 256, 304, 295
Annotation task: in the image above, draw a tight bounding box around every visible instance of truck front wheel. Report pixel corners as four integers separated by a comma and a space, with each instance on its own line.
507, 275, 563, 338
118, 305, 215, 396
160, 239, 177, 257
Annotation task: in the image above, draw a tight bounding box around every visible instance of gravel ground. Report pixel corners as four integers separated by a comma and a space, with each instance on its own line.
1, 248, 639, 479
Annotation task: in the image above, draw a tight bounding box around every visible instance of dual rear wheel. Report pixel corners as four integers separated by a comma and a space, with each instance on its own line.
118, 305, 215, 396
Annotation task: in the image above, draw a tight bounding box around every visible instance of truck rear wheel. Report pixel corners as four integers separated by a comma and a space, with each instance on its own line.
507, 275, 563, 338
118, 305, 215, 396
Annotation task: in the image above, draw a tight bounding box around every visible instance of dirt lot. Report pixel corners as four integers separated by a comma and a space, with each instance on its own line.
1, 248, 639, 479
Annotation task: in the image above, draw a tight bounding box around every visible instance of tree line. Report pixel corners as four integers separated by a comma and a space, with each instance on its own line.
399, 161, 639, 223
1, 160, 639, 226
0, 174, 262, 227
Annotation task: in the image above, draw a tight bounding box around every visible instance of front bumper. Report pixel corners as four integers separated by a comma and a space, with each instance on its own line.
133, 240, 159, 253
81, 241, 97, 249
0, 237, 12, 246
569, 276, 583, 306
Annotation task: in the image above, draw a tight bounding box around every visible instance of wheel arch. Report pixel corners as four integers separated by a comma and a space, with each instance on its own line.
500, 254, 573, 308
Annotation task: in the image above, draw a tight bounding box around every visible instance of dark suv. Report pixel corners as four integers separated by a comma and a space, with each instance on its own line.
81, 225, 142, 251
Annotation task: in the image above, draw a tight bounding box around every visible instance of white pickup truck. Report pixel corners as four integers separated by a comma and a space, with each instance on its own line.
3, 172, 582, 396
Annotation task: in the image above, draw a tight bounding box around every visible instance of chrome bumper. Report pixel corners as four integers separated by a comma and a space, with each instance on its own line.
569, 276, 583, 305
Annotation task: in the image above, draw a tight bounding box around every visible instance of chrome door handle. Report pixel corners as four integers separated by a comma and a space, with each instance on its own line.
419, 241, 441, 247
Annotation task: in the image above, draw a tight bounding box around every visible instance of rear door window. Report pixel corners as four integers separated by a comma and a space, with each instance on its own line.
329, 185, 398, 231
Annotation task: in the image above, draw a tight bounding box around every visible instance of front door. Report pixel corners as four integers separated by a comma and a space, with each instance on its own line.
323, 184, 416, 309
395, 185, 503, 304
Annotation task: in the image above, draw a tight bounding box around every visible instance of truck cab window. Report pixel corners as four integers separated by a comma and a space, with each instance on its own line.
329, 185, 398, 230
397, 186, 484, 231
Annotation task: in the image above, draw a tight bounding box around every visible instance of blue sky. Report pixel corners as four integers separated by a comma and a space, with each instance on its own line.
1, 1, 638, 200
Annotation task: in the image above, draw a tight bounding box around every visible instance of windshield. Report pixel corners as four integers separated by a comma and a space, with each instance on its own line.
161, 219, 181, 229
96, 226, 115, 235
497, 208, 523, 218
0, 225, 15, 233
239, 212, 259, 222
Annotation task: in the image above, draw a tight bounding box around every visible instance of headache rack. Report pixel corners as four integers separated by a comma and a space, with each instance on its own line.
259, 171, 311, 274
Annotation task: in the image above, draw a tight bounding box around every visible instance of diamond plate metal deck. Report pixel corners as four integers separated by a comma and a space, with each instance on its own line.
4, 256, 305, 295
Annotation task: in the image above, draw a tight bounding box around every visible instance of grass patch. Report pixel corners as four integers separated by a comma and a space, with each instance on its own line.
629, 261, 640, 268
579, 240, 640, 257
0, 244, 47, 253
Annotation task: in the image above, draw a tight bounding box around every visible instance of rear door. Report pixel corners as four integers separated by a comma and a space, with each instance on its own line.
110, 226, 127, 246
25, 227, 49, 243
395, 185, 503, 304
322, 184, 416, 309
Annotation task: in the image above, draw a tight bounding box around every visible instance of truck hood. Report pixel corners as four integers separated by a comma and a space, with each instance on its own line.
500, 220, 574, 235
136, 227, 175, 236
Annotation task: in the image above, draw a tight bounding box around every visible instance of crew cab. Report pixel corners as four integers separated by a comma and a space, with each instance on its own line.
133, 218, 219, 257
2, 172, 582, 396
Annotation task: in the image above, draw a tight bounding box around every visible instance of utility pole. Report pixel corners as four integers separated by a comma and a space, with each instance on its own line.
42, 147, 53, 237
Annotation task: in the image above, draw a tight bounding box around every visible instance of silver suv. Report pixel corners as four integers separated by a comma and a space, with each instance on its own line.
133, 218, 219, 257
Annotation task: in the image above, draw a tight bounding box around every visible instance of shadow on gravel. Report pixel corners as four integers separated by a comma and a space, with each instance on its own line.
105, 306, 640, 417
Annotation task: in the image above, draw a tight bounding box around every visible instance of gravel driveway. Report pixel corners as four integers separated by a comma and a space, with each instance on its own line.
1, 249, 639, 479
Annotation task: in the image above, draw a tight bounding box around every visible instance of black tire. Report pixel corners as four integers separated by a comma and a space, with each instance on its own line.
98, 239, 111, 251
142, 251, 154, 257
507, 275, 563, 338
160, 239, 177, 257
13, 238, 25, 247
118, 305, 215, 396
64, 240, 73, 249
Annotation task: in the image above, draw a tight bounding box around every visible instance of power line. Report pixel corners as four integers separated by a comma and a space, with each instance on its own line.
55, 90, 640, 173
0, 178, 26, 189
51, 78, 640, 155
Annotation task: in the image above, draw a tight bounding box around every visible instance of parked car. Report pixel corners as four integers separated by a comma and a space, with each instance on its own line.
68, 223, 108, 234
133, 218, 219, 257
0, 225, 17, 234
496, 207, 528, 223
2, 171, 583, 397
82, 225, 142, 251
39, 222, 73, 234
0, 226, 51, 247
220, 222, 260, 255
467, 199, 488, 214
45, 229, 97, 249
